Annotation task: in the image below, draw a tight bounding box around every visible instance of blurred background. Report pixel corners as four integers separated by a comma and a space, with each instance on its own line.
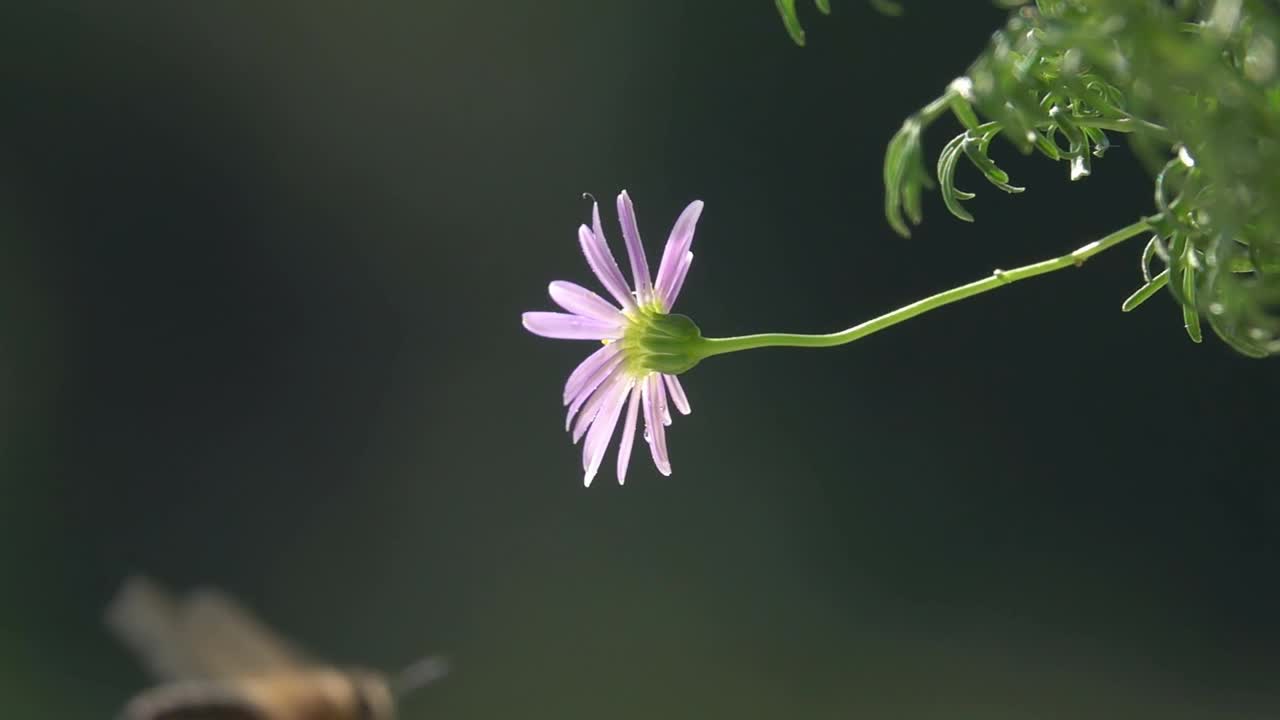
3, 2, 1279, 718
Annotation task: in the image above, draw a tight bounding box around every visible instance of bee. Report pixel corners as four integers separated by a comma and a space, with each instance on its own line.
106, 575, 447, 720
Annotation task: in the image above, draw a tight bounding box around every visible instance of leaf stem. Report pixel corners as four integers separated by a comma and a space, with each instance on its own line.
1072, 116, 1172, 139
918, 91, 955, 125
697, 217, 1153, 358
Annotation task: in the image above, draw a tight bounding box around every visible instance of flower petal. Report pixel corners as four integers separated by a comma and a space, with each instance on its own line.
580, 221, 638, 314
641, 374, 672, 476
616, 190, 654, 306
656, 375, 672, 426
582, 376, 633, 487
523, 312, 622, 340
548, 281, 624, 324
654, 200, 703, 308
660, 251, 694, 312
572, 364, 625, 443
615, 385, 641, 485
663, 374, 691, 415
563, 342, 621, 405
566, 350, 625, 429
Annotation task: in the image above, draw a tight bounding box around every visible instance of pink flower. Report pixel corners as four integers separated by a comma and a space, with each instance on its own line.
523, 191, 703, 486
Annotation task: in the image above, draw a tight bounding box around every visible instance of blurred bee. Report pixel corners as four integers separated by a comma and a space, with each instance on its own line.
106, 575, 447, 720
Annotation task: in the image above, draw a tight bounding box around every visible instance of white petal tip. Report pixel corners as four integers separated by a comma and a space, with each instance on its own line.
583, 473, 595, 488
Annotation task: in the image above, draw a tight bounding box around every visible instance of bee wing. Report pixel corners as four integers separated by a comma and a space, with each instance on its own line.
107, 575, 311, 681
177, 586, 310, 676
107, 576, 216, 681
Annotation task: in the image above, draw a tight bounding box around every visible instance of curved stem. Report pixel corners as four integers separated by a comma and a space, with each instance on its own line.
697, 217, 1153, 358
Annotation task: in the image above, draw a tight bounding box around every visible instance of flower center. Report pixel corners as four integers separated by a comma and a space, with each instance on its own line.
616, 305, 705, 376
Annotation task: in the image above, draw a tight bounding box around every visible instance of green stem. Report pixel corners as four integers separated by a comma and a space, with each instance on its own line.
971, 116, 1171, 139
697, 217, 1153, 359
1072, 116, 1172, 139
917, 91, 954, 124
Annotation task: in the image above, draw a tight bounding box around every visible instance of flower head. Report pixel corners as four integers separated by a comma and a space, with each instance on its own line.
523, 191, 705, 486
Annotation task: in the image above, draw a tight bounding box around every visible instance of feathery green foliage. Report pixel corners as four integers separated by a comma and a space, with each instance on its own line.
784, 0, 1280, 358
774, 0, 832, 46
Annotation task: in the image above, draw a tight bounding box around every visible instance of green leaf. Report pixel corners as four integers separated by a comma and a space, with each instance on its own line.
1206, 310, 1271, 358
868, 0, 902, 15
1030, 128, 1063, 161
1140, 234, 1160, 282
1180, 245, 1203, 343
775, 0, 833, 46
1049, 107, 1091, 179
948, 94, 983, 134
936, 133, 976, 223
962, 130, 1026, 194
1181, 297, 1203, 342
1121, 268, 1169, 311
883, 119, 933, 237
1082, 126, 1110, 157
775, 0, 808, 46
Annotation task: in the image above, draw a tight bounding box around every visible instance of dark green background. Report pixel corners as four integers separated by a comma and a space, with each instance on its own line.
2, 2, 1278, 718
